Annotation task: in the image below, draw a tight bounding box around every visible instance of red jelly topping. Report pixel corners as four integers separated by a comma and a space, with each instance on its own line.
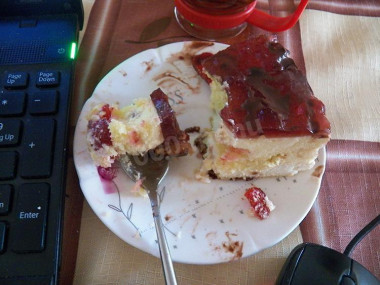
193, 35, 331, 138
150, 88, 191, 156
244, 186, 271, 220
192, 52, 213, 84
150, 88, 183, 140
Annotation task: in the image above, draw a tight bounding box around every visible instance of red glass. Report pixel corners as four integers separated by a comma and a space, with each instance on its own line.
174, 0, 309, 40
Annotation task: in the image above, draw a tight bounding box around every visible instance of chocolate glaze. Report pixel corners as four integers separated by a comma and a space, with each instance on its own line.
222, 231, 243, 261
193, 35, 331, 138
153, 41, 214, 95
166, 41, 214, 67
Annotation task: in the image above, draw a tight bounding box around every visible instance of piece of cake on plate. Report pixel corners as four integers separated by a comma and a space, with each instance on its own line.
192, 35, 331, 180
87, 88, 191, 168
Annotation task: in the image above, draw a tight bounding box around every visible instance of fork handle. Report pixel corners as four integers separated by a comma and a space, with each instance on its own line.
154, 216, 178, 285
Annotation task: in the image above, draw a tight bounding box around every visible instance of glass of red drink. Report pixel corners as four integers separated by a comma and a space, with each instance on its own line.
174, 0, 309, 40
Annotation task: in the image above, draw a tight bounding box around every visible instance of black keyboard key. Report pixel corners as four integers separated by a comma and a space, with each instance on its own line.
11, 183, 49, 253
3, 71, 28, 89
20, 119, 54, 178
0, 222, 5, 253
0, 119, 21, 146
36, 71, 60, 87
29, 91, 58, 115
0, 92, 26, 116
0, 185, 12, 215
0, 152, 17, 180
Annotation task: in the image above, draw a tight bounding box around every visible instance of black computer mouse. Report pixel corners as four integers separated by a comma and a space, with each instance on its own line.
276, 243, 380, 285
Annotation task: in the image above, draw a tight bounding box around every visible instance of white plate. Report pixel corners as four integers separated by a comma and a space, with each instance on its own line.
73, 41, 326, 264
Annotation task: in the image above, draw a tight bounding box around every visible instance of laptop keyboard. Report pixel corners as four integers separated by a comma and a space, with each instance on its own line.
0, 63, 74, 284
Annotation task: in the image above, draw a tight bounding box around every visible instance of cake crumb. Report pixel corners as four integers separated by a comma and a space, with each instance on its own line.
194, 132, 208, 156
165, 215, 172, 221
195, 171, 211, 183
312, 165, 324, 178
185, 126, 200, 133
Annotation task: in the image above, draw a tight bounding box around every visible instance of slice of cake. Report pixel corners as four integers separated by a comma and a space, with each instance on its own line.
193, 35, 331, 180
87, 88, 191, 168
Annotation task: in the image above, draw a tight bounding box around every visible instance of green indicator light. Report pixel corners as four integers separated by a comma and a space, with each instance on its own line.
70, 42, 77, 59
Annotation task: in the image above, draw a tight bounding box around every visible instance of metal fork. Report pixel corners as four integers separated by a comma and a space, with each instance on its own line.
119, 154, 177, 285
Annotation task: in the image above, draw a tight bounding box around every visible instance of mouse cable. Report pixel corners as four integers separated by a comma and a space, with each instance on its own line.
343, 213, 380, 257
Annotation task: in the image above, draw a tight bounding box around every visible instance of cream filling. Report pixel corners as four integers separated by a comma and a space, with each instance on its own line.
208, 73, 228, 113
214, 119, 329, 159
109, 98, 164, 156
265, 196, 276, 212
197, 124, 328, 180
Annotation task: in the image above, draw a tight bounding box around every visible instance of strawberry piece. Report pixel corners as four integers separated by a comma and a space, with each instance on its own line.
97, 166, 117, 181
244, 187, 271, 220
100, 104, 114, 120
88, 118, 112, 150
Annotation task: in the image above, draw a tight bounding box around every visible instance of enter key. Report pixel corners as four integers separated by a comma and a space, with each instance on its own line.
11, 183, 49, 253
